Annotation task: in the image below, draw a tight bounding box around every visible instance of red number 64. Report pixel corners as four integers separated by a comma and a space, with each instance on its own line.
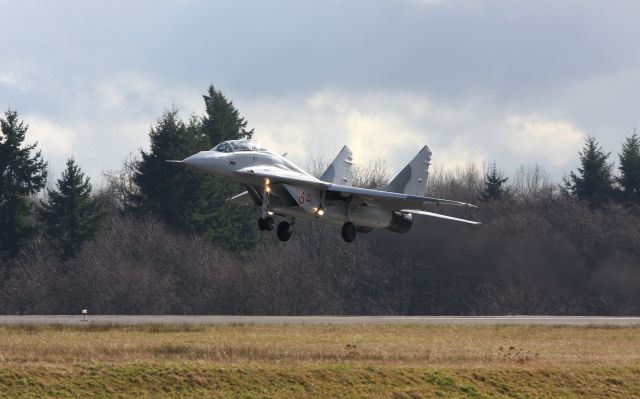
298, 191, 312, 204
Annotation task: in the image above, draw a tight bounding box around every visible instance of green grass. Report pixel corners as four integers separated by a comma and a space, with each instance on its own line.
0, 324, 639, 398
1, 364, 639, 398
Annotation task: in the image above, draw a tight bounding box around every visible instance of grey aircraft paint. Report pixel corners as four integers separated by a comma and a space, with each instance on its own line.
383, 145, 431, 196
180, 140, 477, 243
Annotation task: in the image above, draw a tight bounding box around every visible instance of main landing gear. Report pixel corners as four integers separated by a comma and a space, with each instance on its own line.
277, 221, 293, 242
341, 221, 357, 243
257, 216, 293, 241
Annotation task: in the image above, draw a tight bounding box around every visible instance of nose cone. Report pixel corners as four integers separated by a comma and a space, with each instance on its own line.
182, 153, 202, 168
182, 152, 209, 170
182, 151, 224, 174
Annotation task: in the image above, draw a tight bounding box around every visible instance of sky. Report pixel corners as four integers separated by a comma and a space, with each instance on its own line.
2, 0, 640, 184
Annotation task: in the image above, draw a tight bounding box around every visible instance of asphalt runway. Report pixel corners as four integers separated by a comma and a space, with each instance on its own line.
0, 315, 639, 326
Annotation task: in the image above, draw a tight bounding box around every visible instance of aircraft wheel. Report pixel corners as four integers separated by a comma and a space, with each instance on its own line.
341, 222, 357, 243
258, 217, 275, 231
264, 217, 275, 231
277, 221, 293, 242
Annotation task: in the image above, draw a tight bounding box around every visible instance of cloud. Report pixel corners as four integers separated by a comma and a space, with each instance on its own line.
238, 89, 489, 175
239, 91, 425, 172
240, 90, 593, 178
93, 74, 201, 116
2, 1, 639, 182
5, 72, 205, 180
10, 78, 585, 183
0, 73, 18, 86
409, 0, 445, 5
0, 68, 35, 91
24, 116, 78, 156
503, 115, 585, 168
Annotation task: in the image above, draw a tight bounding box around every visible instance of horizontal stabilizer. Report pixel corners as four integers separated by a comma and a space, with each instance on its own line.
401, 209, 481, 225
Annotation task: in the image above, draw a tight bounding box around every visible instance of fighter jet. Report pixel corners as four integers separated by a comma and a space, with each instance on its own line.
179, 139, 479, 243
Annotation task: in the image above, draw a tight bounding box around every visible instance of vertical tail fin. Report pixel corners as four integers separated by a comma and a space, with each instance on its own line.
320, 145, 354, 185
382, 145, 432, 195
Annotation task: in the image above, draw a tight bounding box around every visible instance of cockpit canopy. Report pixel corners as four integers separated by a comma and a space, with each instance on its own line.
211, 139, 266, 153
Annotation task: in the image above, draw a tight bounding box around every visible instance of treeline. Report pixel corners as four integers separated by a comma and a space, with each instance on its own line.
1, 85, 640, 315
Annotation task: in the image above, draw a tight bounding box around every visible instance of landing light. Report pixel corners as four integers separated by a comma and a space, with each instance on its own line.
266, 186, 272, 193
316, 208, 325, 216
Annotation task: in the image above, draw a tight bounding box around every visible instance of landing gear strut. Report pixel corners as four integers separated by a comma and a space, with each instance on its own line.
277, 221, 293, 242
258, 217, 274, 231
257, 178, 275, 232
341, 222, 357, 243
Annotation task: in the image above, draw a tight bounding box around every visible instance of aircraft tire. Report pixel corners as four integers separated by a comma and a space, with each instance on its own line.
341, 222, 357, 243
264, 217, 275, 231
257, 218, 266, 231
277, 221, 293, 242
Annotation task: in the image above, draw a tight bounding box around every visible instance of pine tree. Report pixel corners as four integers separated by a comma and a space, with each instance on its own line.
133, 109, 206, 229
200, 86, 260, 250
39, 158, 104, 260
202, 84, 254, 146
481, 162, 510, 201
0, 110, 48, 258
617, 131, 640, 205
133, 89, 261, 252
563, 136, 614, 208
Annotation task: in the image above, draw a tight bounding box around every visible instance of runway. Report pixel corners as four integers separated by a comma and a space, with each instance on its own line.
1, 315, 640, 326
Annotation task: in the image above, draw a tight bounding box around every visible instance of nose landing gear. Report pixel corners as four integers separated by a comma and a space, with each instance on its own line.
258, 217, 275, 231
257, 179, 276, 232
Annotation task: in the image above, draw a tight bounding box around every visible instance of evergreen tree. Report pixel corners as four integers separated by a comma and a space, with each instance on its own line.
202, 84, 254, 146
563, 136, 615, 208
133, 84, 263, 252
133, 107, 260, 251
617, 131, 640, 205
39, 158, 104, 259
481, 162, 510, 201
200, 86, 259, 250
133, 109, 205, 228
0, 110, 48, 258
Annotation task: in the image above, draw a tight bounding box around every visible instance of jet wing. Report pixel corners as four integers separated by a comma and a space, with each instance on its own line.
327, 184, 477, 210
232, 166, 330, 189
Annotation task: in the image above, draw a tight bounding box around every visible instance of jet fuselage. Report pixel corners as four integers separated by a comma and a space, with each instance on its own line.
180, 139, 478, 242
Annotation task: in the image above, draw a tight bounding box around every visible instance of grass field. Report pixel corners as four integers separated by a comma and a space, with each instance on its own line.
0, 323, 639, 398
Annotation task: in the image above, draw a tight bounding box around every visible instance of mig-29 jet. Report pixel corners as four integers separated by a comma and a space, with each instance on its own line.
177, 140, 479, 243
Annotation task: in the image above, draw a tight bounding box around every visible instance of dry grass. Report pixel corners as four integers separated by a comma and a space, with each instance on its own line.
0, 323, 639, 397
1, 323, 639, 366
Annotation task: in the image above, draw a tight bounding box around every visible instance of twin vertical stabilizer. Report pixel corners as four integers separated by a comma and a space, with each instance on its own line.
381, 145, 432, 196
320, 145, 354, 186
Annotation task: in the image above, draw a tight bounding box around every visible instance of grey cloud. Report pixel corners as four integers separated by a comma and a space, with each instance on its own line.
1, 0, 639, 180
